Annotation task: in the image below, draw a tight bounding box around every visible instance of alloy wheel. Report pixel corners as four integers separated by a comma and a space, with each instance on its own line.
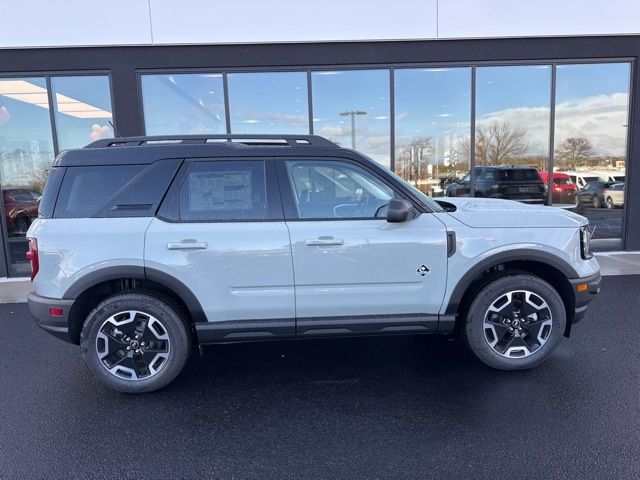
96, 310, 171, 380
483, 290, 553, 359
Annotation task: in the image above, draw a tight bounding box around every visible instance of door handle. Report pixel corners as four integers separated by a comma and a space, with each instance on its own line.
305, 237, 344, 246
167, 241, 208, 250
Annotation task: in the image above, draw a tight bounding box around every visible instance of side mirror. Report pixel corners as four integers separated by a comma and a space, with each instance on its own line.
386, 198, 415, 223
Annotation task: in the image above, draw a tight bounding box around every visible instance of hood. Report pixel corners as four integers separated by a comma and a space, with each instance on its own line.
437, 197, 587, 228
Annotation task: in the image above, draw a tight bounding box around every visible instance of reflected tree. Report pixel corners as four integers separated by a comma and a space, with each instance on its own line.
458, 120, 529, 165
554, 137, 594, 170
395, 137, 433, 184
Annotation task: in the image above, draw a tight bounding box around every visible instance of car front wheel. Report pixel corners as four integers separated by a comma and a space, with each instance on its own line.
463, 274, 566, 370
80, 292, 191, 393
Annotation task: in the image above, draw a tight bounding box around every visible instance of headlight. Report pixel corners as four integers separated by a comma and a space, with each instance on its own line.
580, 225, 593, 259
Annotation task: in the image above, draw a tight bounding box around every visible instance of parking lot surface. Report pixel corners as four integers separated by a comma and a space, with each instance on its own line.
1, 275, 639, 479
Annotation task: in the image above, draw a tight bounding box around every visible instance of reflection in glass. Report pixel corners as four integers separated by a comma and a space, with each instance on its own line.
51, 76, 114, 151
0, 77, 55, 274
227, 72, 309, 134
461, 65, 551, 204
394, 68, 471, 195
141, 73, 226, 135
312, 70, 391, 167
555, 63, 631, 239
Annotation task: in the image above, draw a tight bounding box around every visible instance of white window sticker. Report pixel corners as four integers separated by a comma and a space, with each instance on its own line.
188, 171, 252, 211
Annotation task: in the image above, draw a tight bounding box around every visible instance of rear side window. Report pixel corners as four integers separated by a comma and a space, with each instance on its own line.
178, 160, 267, 221
55, 165, 143, 218
38, 167, 66, 218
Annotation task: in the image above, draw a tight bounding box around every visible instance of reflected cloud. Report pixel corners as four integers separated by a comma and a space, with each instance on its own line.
478, 92, 629, 155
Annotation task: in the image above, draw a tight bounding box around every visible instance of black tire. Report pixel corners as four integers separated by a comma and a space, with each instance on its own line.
606, 197, 614, 209
463, 274, 566, 370
80, 292, 191, 393
592, 196, 602, 208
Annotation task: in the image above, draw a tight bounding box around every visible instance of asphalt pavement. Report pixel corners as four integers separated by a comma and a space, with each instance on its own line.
1, 276, 639, 479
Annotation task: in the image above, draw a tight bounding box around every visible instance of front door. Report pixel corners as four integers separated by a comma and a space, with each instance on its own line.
278, 158, 448, 336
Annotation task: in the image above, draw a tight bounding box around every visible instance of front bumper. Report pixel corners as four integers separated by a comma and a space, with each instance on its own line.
569, 272, 601, 323
27, 292, 75, 343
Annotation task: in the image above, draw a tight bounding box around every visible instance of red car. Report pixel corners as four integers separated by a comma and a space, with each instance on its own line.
538, 171, 577, 205
3, 188, 40, 237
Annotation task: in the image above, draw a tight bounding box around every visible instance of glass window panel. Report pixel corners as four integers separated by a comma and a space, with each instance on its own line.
312, 70, 391, 168
227, 72, 309, 134
179, 161, 267, 221
51, 75, 114, 151
394, 67, 471, 196
555, 63, 631, 240
285, 160, 397, 219
141, 73, 226, 135
464, 65, 551, 204
0, 77, 55, 275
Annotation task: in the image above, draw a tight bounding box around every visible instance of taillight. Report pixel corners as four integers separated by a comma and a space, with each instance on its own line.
26, 237, 39, 281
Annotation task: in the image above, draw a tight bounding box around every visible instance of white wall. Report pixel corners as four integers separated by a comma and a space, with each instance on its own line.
0, 0, 638, 48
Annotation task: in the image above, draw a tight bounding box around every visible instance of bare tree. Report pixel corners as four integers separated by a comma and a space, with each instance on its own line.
554, 137, 594, 170
395, 137, 433, 182
458, 120, 529, 165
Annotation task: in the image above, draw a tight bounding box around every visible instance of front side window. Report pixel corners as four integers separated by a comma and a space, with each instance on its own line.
286, 160, 397, 219
179, 161, 267, 221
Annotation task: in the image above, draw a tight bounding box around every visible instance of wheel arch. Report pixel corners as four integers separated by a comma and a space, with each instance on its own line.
64, 266, 206, 344
446, 249, 577, 337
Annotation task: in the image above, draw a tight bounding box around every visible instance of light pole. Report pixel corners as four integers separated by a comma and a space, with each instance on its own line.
339, 110, 367, 149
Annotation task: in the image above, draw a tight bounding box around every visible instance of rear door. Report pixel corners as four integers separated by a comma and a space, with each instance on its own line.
277, 157, 448, 336
144, 158, 295, 341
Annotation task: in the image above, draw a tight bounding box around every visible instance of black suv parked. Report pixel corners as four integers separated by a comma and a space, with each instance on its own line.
445, 166, 546, 203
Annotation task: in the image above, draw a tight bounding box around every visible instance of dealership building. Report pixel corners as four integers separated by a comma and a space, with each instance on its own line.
0, 0, 638, 277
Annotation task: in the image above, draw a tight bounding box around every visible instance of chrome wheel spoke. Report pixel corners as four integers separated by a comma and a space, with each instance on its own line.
483, 289, 553, 359
96, 310, 171, 381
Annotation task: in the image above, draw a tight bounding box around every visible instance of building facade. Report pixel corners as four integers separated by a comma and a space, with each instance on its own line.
0, 0, 639, 276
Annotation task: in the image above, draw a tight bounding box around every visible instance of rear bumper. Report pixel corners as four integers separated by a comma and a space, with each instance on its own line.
27, 292, 75, 343
570, 272, 601, 324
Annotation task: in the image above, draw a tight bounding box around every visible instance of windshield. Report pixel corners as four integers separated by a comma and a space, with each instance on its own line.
375, 162, 444, 212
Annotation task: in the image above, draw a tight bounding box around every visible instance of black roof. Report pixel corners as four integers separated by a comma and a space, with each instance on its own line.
54, 135, 343, 167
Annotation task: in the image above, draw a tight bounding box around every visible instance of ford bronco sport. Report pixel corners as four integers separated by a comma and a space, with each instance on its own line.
27, 135, 601, 393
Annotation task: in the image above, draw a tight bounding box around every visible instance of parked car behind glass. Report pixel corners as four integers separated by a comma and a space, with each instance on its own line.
445, 166, 546, 204
603, 182, 625, 208
3, 188, 40, 237
577, 180, 616, 208
538, 171, 577, 205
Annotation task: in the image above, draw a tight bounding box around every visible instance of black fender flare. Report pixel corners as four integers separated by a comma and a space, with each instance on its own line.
63, 265, 207, 323
444, 248, 579, 316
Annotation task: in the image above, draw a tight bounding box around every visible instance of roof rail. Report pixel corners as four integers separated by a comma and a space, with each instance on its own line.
85, 134, 338, 149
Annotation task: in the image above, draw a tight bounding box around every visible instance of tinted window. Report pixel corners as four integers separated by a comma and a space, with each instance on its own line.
179, 161, 267, 221
55, 165, 143, 218
38, 167, 65, 218
553, 177, 573, 185
286, 160, 397, 219
497, 169, 541, 181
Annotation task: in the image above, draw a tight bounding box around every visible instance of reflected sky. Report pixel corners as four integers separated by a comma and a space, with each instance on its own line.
51, 75, 113, 150
142, 73, 226, 135
228, 72, 308, 134
312, 70, 390, 167
395, 67, 471, 170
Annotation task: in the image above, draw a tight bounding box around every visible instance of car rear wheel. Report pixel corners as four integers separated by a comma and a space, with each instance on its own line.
606, 197, 615, 209
463, 274, 566, 370
592, 196, 602, 208
80, 292, 191, 393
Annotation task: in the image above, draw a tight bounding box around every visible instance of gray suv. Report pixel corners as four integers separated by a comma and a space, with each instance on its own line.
27, 135, 601, 393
